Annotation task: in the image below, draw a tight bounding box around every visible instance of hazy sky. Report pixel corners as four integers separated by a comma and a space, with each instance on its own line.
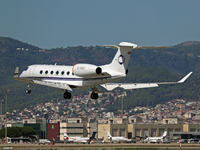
1, 0, 200, 49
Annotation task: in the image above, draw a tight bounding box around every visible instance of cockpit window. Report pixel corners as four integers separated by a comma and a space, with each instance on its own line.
25, 67, 29, 71
45, 70, 48, 74
40, 70, 43, 74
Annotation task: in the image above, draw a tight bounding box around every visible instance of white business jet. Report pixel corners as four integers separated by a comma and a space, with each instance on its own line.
144, 131, 167, 143
107, 130, 128, 143
63, 131, 96, 144
63, 132, 80, 142
74, 131, 97, 144
13, 42, 192, 99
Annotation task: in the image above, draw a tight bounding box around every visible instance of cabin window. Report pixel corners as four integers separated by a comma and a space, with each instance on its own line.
40, 70, 43, 74
56, 71, 59, 75
61, 71, 64, 75
45, 70, 48, 74
67, 71, 70, 75
50, 71, 54, 75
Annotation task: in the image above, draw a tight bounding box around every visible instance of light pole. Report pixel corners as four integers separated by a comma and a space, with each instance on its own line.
4, 88, 9, 144
0, 99, 3, 129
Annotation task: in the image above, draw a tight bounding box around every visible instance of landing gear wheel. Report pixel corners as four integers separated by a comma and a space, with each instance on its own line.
64, 92, 71, 99
91, 92, 98, 99
26, 89, 31, 94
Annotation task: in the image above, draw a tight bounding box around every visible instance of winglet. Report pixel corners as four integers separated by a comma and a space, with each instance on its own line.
13, 67, 19, 79
178, 72, 193, 83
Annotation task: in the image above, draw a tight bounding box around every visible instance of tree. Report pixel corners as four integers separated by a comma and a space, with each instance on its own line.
0, 127, 36, 138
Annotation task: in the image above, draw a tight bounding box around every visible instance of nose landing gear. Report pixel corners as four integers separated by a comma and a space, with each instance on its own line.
26, 84, 32, 94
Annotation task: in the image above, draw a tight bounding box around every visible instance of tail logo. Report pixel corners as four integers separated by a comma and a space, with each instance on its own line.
118, 55, 125, 65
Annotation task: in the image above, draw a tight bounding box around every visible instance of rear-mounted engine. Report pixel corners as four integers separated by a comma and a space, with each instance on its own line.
72, 64, 102, 77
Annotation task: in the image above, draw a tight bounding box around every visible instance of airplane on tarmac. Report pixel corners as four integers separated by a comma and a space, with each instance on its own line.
107, 130, 128, 143
73, 131, 97, 144
13, 42, 193, 99
63, 132, 80, 143
144, 131, 167, 143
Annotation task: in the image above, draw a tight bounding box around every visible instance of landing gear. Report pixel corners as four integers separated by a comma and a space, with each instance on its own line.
91, 92, 98, 99
26, 89, 31, 94
26, 84, 32, 94
64, 91, 72, 99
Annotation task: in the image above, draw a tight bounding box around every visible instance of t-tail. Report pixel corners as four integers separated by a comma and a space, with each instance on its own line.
161, 131, 167, 138
64, 132, 69, 140
107, 130, 112, 138
89, 131, 97, 140
104, 42, 137, 74
145, 132, 149, 138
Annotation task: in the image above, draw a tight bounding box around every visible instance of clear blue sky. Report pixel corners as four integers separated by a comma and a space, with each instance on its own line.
1, 0, 200, 49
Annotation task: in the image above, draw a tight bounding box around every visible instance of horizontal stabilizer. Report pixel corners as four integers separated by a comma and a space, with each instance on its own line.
136, 46, 172, 49
104, 42, 138, 49
104, 42, 172, 50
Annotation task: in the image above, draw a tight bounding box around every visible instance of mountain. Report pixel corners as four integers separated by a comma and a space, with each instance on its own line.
176, 41, 200, 47
0, 37, 200, 112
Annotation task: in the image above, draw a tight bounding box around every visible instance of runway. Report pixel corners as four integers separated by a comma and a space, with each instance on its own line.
1, 143, 200, 150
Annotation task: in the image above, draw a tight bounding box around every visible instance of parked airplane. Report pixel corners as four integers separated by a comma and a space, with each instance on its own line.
13, 42, 193, 99
107, 130, 128, 143
63, 132, 80, 142
144, 131, 167, 143
73, 131, 97, 144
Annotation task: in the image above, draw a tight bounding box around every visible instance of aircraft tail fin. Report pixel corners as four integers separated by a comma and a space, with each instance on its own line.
145, 132, 149, 138
161, 131, 167, 138
64, 132, 69, 140
104, 42, 137, 74
89, 131, 97, 140
107, 130, 112, 138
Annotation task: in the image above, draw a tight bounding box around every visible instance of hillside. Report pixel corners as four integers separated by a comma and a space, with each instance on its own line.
0, 37, 200, 112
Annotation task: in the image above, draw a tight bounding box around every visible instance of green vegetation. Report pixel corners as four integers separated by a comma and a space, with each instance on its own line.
0, 126, 36, 138
0, 37, 200, 112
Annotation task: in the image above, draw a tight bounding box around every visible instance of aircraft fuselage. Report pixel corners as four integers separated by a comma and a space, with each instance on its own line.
20, 64, 125, 89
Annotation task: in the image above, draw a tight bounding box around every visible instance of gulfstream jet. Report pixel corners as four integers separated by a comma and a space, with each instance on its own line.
13, 42, 192, 99
144, 131, 167, 143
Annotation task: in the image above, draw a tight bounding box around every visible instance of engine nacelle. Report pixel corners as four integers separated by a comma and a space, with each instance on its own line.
72, 64, 102, 77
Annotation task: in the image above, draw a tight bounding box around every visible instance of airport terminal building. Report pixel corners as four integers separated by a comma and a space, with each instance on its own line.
9, 117, 200, 141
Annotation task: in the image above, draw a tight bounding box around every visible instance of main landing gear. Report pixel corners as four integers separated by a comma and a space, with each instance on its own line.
91, 92, 98, 99
63, 91, 72, 99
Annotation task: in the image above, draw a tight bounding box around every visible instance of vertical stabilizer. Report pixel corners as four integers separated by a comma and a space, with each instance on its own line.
161, 131, 167, 138
107, 130, 112, 138
90, 131, 97, 140
104, 42, 137, 74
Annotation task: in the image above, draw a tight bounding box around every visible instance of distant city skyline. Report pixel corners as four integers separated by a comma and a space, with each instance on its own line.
1, 0, 200, 49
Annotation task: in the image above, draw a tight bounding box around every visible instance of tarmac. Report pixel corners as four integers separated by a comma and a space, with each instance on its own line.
1, 143, 200, 150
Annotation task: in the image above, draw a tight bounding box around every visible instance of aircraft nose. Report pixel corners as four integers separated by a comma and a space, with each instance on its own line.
20, 71, 27, 78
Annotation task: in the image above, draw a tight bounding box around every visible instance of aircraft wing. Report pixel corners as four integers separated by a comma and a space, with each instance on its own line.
33, 80, 72, 91
101, 72, 192, 91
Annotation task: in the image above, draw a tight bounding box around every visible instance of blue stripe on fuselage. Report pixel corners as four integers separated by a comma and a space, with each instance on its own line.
20, 75, 121, 82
